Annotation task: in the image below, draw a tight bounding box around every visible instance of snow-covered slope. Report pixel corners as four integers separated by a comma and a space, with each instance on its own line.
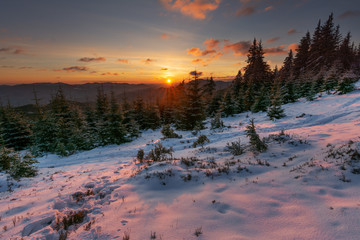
1, 84, 360, 240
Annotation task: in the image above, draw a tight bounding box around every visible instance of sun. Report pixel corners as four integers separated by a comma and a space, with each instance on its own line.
167, 79, 172, 84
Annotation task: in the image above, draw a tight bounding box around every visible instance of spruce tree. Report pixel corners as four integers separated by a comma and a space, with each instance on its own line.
221, 91, 235, 117
245, 119, 267, 152
267, 87, 286, 120
0, 106, 32, 151
293, 31, 311, 79
177, 73, 205, 130
251, 86, 269, 113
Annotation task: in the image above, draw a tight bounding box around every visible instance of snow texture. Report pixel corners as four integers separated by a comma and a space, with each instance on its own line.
1, 82, 360, 239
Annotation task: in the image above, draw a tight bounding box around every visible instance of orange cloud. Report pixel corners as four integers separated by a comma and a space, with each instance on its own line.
0, 46, 26, 55
142, 58, 156, 64
161, 68, 168, 70
62, 66, 89, 72
101, 72, 124, 76
187, 47, 203, 56
266, 37, 280, 43
264, 45, 287, 55
264, 6, 274, 11
203, 38, 220, 50
288, 43, 298, 53
117, 59, 129, 64
78, 57, 106, 62
0, 28, 7, 33
223, 40, 251, 55
161, 33, 174, 39
236, 6, 256, 16
288, 28, 298, 35
160, 0, 221, 20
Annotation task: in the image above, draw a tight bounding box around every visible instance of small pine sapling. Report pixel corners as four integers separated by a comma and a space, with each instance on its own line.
193, 135, 210, 148
267, 87, 286, 120
210, 112, 224, 129
245, 119, 267, 152
161, 124, 182, 139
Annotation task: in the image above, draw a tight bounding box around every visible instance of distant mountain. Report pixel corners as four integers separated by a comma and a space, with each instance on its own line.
0, 80, 232, 106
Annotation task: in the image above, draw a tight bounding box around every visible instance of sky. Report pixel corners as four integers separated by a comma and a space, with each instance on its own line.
0, 0, 359, 85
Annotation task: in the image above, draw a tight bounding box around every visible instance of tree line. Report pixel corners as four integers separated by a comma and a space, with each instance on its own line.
0, 13, 359, 158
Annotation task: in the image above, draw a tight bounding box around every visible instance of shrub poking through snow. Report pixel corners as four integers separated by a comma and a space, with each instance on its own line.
225, 139, 245, 156
210, 112, 224, 129
194, 226, 203, 237
336, 77, 355, 95
137, 149, 144, 163
161, 124, 182, 139
193, 135, 210, 148
245, 119, 267, 152
55, 210, 86, 231
147, 143, 173, 162
0, 146, 38, 179
123, 231, 130, 240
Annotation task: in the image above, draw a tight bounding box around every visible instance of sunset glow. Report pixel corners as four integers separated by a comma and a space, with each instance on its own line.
0, 1, 359, 85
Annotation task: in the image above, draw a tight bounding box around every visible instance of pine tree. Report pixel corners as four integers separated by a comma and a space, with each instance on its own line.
245, 119, 267, 152
305, 81, 317, 101
177, 73, 205, 130
207, 93, 222, 117
279, 50, 294, 85
251, 86, 269, 113
221, 91, 235, 117
243, 39, 272, 89
337, 32, 355, 72
267, 87, 286, 120
282, 81, 297, 104
293, 31, 311, 79
202, 76, 216, 101
100, 92, 127, 145
337, 78, 355, 95
0, 106, 32, 151
232, 71, 243, 96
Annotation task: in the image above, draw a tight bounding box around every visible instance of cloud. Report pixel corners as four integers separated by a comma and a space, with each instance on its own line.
0, 65, 14, 68
0, 48, 11, 53
266, 37, 280, 43
203, 38, 220, 50
187, 47, 202, 56
236, 6, 256, 16
62, 66, 89, 72
160, 0, 221, 20
264, 45, 287, 55
288, 28, 298, 35
18, 66, 33, 69
188, 38, 223, 66
264, 6, 274, 11
78, 57, 106, 62
288, 43, 298, 52
189, 70, 203, 77
0, 46, 26, 55
161, 68, 168, 70
161, 33, 173, 39
223, 40, 251, 55
0, 28, 7, 33
117, 59, 129, 64
101, 72, 124, 76
339, 10, 360, 19
142, 58, 156, 64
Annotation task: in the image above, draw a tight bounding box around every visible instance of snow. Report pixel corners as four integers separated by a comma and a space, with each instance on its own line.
1, 83, 360, 239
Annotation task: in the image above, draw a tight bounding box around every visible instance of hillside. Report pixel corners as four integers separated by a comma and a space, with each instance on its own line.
0, 81, 359, 240
0, 80, 231, 107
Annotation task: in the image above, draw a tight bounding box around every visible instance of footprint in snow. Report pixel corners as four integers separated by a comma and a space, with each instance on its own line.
213, 202, 231, 214
121, 220, 128, 226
